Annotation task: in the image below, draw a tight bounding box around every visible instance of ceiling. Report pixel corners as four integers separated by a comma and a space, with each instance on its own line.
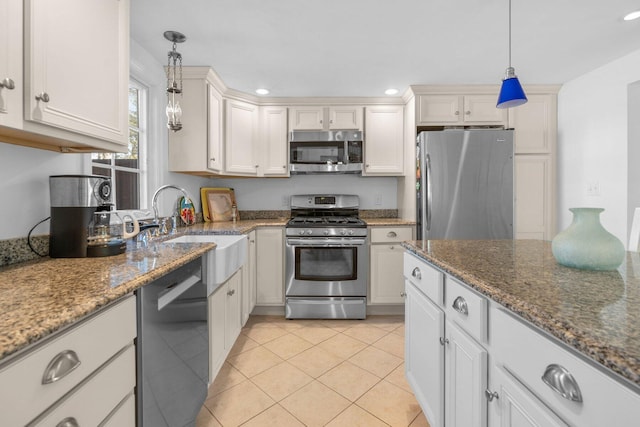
130, 0, 640, 98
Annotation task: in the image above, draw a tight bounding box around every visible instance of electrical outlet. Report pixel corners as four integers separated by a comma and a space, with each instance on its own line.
374, 194, 382, 206
586, 181, 600, 196
282, 195, 289, 207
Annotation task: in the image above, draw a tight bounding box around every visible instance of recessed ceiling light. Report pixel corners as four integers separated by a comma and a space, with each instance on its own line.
385, 88, 399, 95
624, 10, 640, 21
255, 88, 270, 95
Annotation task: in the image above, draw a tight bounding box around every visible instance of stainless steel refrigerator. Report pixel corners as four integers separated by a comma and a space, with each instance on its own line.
416, 129, 514, 240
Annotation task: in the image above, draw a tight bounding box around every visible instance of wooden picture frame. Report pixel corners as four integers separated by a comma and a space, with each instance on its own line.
200, 187, 238, 222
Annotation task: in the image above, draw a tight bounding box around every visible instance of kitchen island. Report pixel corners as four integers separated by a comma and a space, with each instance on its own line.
403, 239, 640, 427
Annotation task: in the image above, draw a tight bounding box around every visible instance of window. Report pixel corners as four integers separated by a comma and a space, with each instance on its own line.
91, 80, 147, 210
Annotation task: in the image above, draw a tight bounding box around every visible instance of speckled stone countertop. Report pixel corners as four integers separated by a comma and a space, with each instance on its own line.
402, 239, 640, 388
365, 218, 415, 226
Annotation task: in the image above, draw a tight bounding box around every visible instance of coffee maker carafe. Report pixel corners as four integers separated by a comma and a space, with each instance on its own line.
49, 175, 113, 258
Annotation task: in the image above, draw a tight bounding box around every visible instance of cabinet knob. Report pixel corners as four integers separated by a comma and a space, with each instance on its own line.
0, 78, 15, 90
411, 267, 421, 280
485, 389, 499, 402
56, 417, 79, 427
400, 292, 407, 298
36, 92, 50, 103
439, 337, 449, 346
465, 110, 471, 115
452, 296, 469, 316
320, 119, 323, 124
227, 289, 235, 296
283, 165, 286, 169
542, 364, 583, 403
210, 157, 215, 162
390, 246, 394, 250
454, 111, 460, 116
42, 350, 81, 384
255, 165, 259, 168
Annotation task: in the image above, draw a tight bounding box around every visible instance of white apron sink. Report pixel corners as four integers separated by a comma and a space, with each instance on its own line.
163, 234, 247, 291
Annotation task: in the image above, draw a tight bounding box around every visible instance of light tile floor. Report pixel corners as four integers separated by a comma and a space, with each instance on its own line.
196, 315, 430, 427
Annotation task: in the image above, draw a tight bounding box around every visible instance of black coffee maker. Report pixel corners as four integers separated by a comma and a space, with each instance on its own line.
49, 175, 113, 258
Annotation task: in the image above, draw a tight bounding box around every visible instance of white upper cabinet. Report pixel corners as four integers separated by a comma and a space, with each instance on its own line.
225, 99, 259, 175
363, 105, 404, 176
23, 0, 129, 146
259, 106, 289, 176
0, 0, 129, 152
289, 106, 363, 130
169, 68, 224, 174
509, 93, 557, 154
417, 94, 506, 125
0, 0, 22, 128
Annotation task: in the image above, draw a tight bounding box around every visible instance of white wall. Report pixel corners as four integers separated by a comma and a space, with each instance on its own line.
628, 81, 640, 245
557, 48, 640, 247
0, 144, 88, 239
211, 174, 397, 210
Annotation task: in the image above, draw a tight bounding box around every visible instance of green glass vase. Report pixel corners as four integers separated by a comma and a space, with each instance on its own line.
551, 208, 625, 271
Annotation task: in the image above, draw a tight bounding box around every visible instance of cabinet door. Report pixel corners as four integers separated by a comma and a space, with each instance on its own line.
0, 0, 22, 127
208, 84, 224, 172
463, 95, 507, 124
445, 320, 488, 427
370, 244, 405, 304
289, 106, 324, 130
364, 105, 404, 176
509, 94, 556, 154
417, 95, 462, 124
225, 271, 242, 349
329, 106, 363, 130
248, 231, 257, 311
515, 155, 553, 240
24, 0, 129, 145
489, 365, 568, 427
208, 285, 227, 383
256, 228, 284, 305
259, 106, 289, 176
405, 280, 445, 427
225, 99, 259, 175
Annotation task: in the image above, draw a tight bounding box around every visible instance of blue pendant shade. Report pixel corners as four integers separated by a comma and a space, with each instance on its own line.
497, 70, 527, 108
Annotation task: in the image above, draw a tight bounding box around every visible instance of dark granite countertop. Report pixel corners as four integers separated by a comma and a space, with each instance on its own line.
402, 239, 640, 388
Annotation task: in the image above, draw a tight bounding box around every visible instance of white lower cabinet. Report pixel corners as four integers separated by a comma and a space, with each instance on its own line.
405, 276, 445, 427
0, 296, 136, 426
241, 231, 257, 325
404, 253, 488, 427
370, 226, 413, 304
489, 364, 567, 427
208, 270, 242, 382
256, 227, 284, 305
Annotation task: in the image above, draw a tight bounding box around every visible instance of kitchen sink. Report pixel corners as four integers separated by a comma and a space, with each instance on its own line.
163, 234, 247, 292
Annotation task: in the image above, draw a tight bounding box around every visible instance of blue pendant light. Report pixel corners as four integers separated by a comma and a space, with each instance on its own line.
497, 0, 527, 109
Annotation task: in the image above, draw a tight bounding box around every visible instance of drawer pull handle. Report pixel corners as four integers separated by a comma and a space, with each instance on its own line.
439, 337, 449, 346
42, 350, 81, 385
411, 267, 421, 280
386, 231, 397, 238
541, 364, 583, 403
485, 389, 499, 402
452, 296, 469, 315
56, 417, 79, 427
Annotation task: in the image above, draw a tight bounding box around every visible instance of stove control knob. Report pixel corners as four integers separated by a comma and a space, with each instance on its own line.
323, 230, 330, 236
306, 229, 313, 235
299, 230, 305, 236
348, 229, 354, 236
340, 229, 347, 236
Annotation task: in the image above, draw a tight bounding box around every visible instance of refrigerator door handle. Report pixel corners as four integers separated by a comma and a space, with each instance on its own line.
426, 153, 432, 231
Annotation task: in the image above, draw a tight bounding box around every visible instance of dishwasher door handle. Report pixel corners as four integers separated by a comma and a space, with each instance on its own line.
158, 274, 201, 310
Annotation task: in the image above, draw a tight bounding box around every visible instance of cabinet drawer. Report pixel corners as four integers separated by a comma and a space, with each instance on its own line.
30, 345, 135, 426
102, 392, 136, 427
403, 252, 442, 305
0, 296, 136, 427
370, 226, 413, 243
492, 307, 640, 426
444, 278, 487, 343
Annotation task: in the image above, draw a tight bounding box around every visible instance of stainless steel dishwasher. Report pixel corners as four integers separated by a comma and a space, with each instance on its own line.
136, 257, 208, 427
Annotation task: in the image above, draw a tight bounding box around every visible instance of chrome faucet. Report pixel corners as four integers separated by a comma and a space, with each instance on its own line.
151, 184, 192, 234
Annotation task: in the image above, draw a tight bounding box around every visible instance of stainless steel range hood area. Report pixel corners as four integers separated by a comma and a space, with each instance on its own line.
289, 130, 364, 174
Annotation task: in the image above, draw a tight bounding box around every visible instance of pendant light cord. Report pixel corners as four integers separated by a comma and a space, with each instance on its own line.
508, 0, 512, 68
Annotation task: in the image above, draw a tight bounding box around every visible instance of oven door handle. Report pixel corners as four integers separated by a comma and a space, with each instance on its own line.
286, 237, 367, 246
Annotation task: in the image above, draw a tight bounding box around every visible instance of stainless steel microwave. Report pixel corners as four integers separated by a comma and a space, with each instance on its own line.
289, 130, 363, 174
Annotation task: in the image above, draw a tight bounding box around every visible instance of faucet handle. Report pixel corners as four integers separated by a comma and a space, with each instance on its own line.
160, 218, 169, 235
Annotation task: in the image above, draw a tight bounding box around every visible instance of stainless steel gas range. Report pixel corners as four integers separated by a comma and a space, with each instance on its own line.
285, 194, 368, 319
